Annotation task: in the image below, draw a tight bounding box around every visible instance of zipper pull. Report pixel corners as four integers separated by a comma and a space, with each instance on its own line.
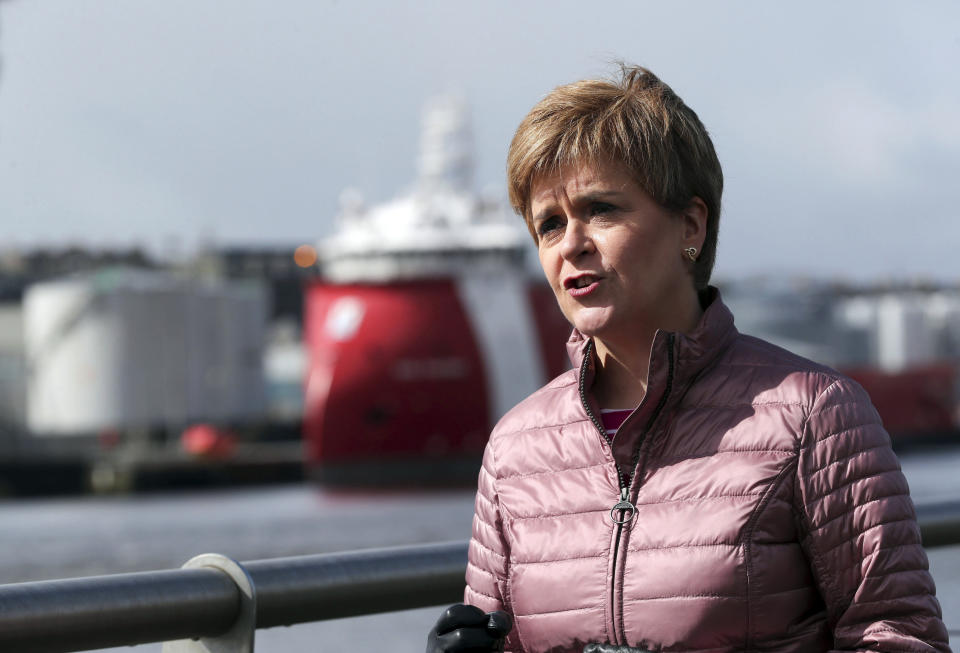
610, 486, 636, 525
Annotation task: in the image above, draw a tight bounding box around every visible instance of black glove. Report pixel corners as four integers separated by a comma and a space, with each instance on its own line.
583, 644, 653, 653
427, 603, 513, 653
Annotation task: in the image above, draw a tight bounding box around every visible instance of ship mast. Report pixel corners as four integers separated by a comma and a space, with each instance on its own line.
417, 95, 474, 195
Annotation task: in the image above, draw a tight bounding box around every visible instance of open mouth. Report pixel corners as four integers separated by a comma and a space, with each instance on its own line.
564, 275, 599, 290
564, 275, 601, 296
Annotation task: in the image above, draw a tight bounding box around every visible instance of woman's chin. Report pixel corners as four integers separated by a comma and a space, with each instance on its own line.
570, 316, 617, 341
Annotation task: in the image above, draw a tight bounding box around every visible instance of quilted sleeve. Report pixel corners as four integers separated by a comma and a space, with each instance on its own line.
796, 377, 951, 652
464, 439, 518, 650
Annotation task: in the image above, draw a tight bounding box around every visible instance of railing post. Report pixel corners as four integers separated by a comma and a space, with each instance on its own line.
163, 554, 257, 653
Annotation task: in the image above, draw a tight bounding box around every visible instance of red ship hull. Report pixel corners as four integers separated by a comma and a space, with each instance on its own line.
302, 278, 570, 485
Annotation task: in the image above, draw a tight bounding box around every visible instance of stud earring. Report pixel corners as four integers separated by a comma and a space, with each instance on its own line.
684, 247, 698, 262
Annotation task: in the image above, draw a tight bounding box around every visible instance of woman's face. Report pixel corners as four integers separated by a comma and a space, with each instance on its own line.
530, 159, 703, 350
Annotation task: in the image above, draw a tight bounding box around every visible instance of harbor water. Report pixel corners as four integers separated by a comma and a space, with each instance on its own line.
0, 448, 956, 652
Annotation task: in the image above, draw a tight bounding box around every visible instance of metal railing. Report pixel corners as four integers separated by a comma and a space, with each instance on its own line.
0, 501, 957, 653
914, 499, 960, 548
0, 541, 468, 653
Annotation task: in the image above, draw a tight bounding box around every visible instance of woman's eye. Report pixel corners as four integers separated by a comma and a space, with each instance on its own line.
537, 217, 561, 237
590, 202, 615, 215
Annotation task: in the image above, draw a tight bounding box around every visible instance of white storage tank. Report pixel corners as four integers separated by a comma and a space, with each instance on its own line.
875, 293, 939, 372
24, 269, 267, 435
926, 291, 960, 360
834, 295, 879, 367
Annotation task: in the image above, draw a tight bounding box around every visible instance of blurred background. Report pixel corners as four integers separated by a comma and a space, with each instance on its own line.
0, 1, 958, 651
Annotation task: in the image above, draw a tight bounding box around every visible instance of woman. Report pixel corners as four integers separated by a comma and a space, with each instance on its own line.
428, 66, 951, 652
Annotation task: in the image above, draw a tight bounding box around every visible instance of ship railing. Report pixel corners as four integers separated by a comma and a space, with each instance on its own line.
0, 501, 957, 653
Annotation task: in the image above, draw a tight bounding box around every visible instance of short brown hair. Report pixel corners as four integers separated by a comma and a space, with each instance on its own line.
507, 65, 723, 290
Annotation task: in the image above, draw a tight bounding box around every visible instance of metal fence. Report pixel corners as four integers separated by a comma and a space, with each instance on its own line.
0, 501, 957, 653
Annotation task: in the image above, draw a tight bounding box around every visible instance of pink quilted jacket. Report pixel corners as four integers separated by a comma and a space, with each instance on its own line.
465, 290, 950, 652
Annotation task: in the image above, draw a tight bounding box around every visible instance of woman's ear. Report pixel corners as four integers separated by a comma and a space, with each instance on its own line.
681, 197, 708, 251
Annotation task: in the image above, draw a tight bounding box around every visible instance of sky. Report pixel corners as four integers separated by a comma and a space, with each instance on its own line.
0, 1, 958, 281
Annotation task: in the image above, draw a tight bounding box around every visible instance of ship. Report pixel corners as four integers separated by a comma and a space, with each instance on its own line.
302, 96, 570, 485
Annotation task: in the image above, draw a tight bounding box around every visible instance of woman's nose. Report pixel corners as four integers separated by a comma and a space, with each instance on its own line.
559, 221, 594, 260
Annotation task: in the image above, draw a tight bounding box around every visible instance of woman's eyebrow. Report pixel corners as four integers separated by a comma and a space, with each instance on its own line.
572, 189, 626, 204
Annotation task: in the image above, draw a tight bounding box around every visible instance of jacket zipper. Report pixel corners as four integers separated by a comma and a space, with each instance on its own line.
578, 341, 626, 642
578, 334, 675, 644
618, 333, 675, 643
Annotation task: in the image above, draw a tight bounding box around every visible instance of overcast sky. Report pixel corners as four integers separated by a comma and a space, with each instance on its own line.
1, 1, 958, 281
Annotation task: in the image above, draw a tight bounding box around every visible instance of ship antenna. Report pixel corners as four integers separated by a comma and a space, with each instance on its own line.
417, 95, 474, 194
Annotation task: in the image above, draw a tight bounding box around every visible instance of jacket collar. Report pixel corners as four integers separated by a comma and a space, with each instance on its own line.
565, 286, 738, 392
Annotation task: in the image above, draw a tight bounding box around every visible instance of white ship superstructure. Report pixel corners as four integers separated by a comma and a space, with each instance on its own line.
319, 95, 529, 282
